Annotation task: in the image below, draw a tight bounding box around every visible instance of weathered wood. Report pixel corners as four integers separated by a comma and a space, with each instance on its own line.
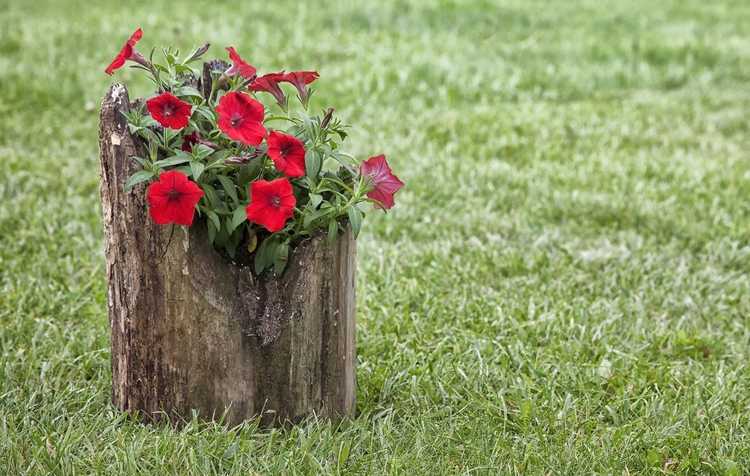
98, 84, 356, 426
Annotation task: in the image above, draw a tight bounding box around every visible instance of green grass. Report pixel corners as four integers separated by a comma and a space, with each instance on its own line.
2, 0, 750, 473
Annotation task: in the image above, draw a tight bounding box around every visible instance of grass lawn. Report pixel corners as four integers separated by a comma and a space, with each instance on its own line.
2, 0, 750, 473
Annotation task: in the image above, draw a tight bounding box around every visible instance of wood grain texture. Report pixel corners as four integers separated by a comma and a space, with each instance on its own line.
98, 83, 356, 426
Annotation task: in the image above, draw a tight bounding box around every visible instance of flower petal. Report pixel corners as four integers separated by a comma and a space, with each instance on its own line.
361, 155, 403, 210
267, 131, 306, 177
105, 28, 143, 75
245, 178, 296, 232
146, 171, 203, 226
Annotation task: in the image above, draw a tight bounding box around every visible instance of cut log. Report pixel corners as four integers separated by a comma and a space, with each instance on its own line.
98, 84, 356, 426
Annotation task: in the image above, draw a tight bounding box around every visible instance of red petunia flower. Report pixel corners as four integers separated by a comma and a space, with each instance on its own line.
245, 178, 296, 232
181, 131, 200, 151
281, 71, 319, 106
360, 154, 404, 210
146, 92, 192, 130
181, 131, 218, 152
105, 28, 148, 75
146, 171, 205, 226
267, 131, 306, 178
249, 73, 288, 109
225, 46, 257, 80
216, 91, 267, 146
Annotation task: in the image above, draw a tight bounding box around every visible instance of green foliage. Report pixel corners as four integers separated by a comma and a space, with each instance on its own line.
2, 0, 750, 474
122, 48, 375, 274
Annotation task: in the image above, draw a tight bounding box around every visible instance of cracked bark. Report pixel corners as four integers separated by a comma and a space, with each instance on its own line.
98, 83, 356, 426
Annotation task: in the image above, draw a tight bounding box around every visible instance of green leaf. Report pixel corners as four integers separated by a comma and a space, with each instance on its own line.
309, 193, 323, 209
138, 127, 161, 147
174, 165, 193, 176
194, 105, 216, 123
302, 114, 316, 140
246, 229, 258, 253
217, 175, 239, 204
193, 144, 214, 160
238, 158, 262, 187
206, 210, 221, 232
214, 222, 229, 247
173, 63, 198, 76
154, 153, 192, 168
121, 108, 142, 125
207, 220, 217, 244
305, 150, 322, 179
225, 227, 242, 259
163, 47, 179, 66
142, 115, 158, 128
273, 241, 289, 275
130, 156, 148, 167
164, 127, 180, 145
247, 156, 262, 179
190, 161, 205, 180
202, 182, 229, 214
124, 170, 154, 191
327, 219, 339, 246
254, 237, 277, 275
347, 206, 363, 238
152, 63, 170, 74
206, 149, 231, 169
228, 207, 247, 233
303, 206, 334, 229
329, 151, 356, 170
202, 183, 218, 206
174, 85, 203, 99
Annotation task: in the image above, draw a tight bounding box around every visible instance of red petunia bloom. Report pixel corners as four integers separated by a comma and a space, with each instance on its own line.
267, 131, 306, 178
181, 131, 200, 151
249, 73, 288, 109
245, 178, 296, 233
360, 154, 404, 210
181, 131, 218, 152
146, 92, 192, 130
216, 91, 267, 146
281, 71, 319, 106
146, 171, 205, 226
105, 28, 147, 75
225, 46, 257, 80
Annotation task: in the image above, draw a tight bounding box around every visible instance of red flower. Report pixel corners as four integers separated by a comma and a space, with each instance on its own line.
267, 131, 306, 178
250, 73, 287, 109
146, 92, 192, 130
146, 171, 204, 226
181, 131, 200, 151
245, 178, 296, 232
181, 131, 218, 152
281, 71, 319, 106
225, 46, 257, 80
216, 91, 266, 146
105, 28, 147, 75
360, 155, 404, 210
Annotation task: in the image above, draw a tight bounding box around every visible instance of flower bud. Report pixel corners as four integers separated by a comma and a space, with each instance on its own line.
185, 43, 211, 63
321, 108, 335, 129
225, 154, 252, 165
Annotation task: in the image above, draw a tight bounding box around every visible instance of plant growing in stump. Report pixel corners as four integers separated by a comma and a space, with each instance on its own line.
99, 28, 404, 426
106, 29, 404, 274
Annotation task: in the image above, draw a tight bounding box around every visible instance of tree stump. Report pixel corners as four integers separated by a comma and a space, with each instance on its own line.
98, 84, 356, 426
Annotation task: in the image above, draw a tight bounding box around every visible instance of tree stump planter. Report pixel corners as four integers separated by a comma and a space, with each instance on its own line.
98, 84, 356, 426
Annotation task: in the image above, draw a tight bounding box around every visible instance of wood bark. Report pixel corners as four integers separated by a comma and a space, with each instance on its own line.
98, 83, 356, 426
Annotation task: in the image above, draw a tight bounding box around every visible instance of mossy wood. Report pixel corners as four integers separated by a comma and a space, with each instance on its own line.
98, 83, 356, 426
